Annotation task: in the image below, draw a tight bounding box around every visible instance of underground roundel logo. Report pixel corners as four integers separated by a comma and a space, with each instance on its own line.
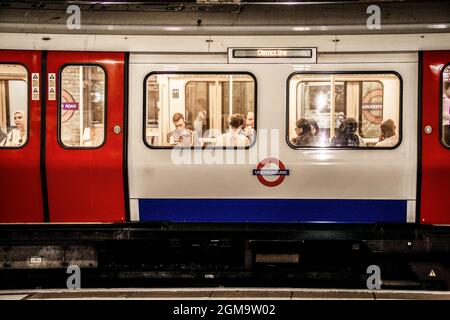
253, 157, 289, 187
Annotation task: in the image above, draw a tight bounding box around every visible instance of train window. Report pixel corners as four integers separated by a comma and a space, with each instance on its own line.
144, 72, 256, 148
0, 64, 28, 148
442, 65, 450, 148
288, 72, 401, 148
59, 65, 106, 148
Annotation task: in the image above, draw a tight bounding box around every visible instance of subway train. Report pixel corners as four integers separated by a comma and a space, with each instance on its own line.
0, 3, 450, 286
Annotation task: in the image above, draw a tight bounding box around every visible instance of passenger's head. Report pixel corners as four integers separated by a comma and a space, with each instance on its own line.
295, 118, 312, 136
309, 119, 319, 136
229, 113, 244, 130
172, 112, 186, 130
14, 111, 25, 129
341, 118, 358, 135
196, 98, 206, 109
380, 119, 396, 138
245, 111, 255, 128
445, 82, 450, 98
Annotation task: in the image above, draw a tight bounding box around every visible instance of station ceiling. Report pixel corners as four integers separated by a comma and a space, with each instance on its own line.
0, 0, 449, 35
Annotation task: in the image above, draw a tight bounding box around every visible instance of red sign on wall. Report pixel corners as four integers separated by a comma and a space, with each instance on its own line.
62, 102, 79, 110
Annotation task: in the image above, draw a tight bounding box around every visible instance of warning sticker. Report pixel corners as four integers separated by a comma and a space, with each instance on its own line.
48, 73, 56, 100
32, 87, 39, 101
31, 73, 39, 100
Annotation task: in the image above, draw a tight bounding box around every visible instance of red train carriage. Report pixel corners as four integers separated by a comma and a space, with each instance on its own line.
0, 0, 449, 288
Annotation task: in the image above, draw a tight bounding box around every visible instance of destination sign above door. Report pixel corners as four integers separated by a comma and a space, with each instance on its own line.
228, 48, 317, 63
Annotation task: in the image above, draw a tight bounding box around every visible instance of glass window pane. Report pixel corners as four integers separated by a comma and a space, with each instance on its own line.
360, 81, 383, 138
185, 81, 210, 135
0, 64, 28, 148
289, 73, 400, 148
60, 65, 105, 148
442, 66, 450, 147
145, 73, 256, 148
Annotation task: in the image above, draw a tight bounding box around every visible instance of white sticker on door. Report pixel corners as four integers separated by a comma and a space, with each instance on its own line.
48, 73, 56, 100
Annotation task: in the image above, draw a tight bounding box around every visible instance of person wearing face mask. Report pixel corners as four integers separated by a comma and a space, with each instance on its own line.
1, 111, 27, 147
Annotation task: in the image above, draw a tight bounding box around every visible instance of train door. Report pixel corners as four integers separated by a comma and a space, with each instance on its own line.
420, 51, 450, 224
0, 50, 44, 222
45, 52, 126, 222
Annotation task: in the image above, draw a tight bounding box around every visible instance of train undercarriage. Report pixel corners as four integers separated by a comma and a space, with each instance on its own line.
1, 223, 450, 290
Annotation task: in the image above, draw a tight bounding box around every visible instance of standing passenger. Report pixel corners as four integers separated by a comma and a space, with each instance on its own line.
193, 109, 207, 139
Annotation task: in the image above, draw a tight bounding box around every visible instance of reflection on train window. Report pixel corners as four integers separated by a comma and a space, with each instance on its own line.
442, 65, 450, 148
60, 65, 105, 148
145, 73, 255, 148
288, 73, 401, 148
0, 64, 28, 148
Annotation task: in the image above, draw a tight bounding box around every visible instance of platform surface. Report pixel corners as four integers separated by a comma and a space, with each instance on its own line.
1, 288, 450, 300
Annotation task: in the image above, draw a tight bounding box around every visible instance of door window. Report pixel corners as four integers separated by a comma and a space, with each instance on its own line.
59, 65, 106, 148
442, 65, 450, 148
0, 64, 28, 148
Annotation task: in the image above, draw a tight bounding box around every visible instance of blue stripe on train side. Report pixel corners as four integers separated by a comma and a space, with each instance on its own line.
138, 199, 407, 223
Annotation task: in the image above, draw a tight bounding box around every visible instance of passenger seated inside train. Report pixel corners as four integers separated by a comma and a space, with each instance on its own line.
291, 118, 317, 147
167, 112, 201, 147
376, 119, 399, 147
215, 113, 249, 147
309, 118, 326, 146
331, 117, 366, 147
289, 73, 402, 148
243, 111, 255, 144
443, 81, 450, 146
1, 111, 26, 147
